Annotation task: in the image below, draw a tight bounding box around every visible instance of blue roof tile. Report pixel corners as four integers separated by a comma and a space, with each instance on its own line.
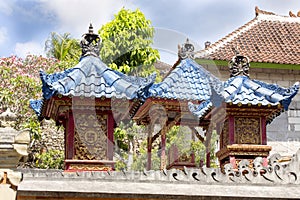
224, 76, 299, 109
30, 56, 156, 117
189, 75, 299, 119
40, 56, 156, 100
148, 59, 222, 101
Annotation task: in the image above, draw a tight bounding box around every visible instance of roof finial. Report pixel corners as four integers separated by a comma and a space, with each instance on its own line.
88, 23, 94, 33
228, 47, 250, 78
289, 11, 297, 17
255, 6, 275, 17
178, 38, 195, 60
80, 23, 101, 58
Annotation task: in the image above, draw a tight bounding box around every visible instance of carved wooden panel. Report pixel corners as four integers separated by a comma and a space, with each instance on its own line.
234, 117, 261, 144
73, 113, 107, 160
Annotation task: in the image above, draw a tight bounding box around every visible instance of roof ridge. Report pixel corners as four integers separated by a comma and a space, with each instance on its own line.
195, 17, 259, 57
255, 6, 300, 21
195, 7, 300, 62
255, 6, 276, 16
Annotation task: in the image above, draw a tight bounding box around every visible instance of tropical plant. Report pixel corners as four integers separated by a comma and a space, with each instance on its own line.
167, 126, 218, 168
35, 149, 64, 169
45, 32, 81, 62
99, 8, 160, 78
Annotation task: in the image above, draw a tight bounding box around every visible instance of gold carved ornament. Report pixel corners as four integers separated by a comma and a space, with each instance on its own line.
235, 117, 261, 144
73, 113, 108, 160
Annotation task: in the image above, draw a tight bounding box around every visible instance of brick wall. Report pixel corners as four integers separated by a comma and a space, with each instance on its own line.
202, 64, 300, 142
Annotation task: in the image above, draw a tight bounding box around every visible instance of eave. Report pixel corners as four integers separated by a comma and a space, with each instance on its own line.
42, 95, 139, 125
196, 59, 300, 70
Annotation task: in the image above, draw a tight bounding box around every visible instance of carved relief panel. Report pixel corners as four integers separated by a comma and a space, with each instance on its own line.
234, 117, 261, 144
73, 113, 108, 160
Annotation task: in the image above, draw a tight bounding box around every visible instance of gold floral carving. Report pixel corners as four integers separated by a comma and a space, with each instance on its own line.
68, 164, 112, 171
74, 113, 108, 160
235, 117, 261, 144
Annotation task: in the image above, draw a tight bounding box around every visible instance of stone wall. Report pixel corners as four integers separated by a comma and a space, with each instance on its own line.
202, 64, 300, 143
38, 120, 65, 152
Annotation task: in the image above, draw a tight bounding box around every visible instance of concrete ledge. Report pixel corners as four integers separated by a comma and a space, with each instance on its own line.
17, 179, 300, 199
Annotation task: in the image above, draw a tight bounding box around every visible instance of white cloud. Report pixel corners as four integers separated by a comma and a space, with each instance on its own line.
14, 41, 45, 58
0, 0, 14, 15
0, 27, 7, 45
41, 0, 135, 37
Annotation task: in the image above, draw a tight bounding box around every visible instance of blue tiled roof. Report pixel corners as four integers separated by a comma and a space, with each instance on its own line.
189, 75, 299, 118
188, 100, 212, 119
223, 76, 299, 109
148, 59, 222, 101
30, 56, 156, 117
40, 56, 156, 100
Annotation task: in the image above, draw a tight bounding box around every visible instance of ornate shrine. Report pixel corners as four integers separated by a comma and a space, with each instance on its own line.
30, 24, 156, 171
30, 26, 299, 172
189, 50, 299, 169
133, 39, 223, 170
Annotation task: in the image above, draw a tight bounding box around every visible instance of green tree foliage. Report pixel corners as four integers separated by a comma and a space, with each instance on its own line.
191, 130, 218, 167
167, 126, 218, 168
113, 121, 161, 171
45, 32, 81, 62
35, 150, 64, 169
99, 8, 160, 77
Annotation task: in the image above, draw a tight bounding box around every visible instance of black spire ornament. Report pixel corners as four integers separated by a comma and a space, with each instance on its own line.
228, 47, 250, 77
80, 23, 101, 58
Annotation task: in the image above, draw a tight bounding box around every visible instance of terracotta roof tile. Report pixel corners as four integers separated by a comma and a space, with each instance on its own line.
196, 7, 300, 65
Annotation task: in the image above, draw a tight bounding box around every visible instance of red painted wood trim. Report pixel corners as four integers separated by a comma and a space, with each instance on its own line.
229, 115, 235, 144
160, 132, 167, 169
191, 131, 195, 163
66, 111, 75, 160
206, 152, 210, 168
147, 136, 152, 170
107, 113, 114, 160
261, 116, 267, 145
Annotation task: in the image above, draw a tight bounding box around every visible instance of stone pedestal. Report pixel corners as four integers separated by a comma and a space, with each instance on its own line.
0, 109, 30, 200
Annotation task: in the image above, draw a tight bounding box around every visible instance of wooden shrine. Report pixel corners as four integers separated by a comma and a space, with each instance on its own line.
30, 24, 156, 171
133, 40, 221, 170
30, 28, 299, 172
191, 51, 299, 169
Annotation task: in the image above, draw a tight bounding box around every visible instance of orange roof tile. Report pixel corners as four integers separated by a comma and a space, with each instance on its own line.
196, 7, 300, 65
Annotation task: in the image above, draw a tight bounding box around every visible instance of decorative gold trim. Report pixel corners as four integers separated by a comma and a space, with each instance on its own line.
68, 164, 112, 171
216, 144, 272, 161
234, 117, 261, 144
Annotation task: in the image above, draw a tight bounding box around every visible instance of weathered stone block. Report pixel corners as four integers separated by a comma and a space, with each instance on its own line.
283, 73, 295, 80
288, 117, 300, 124
288, 110, 297, 117
294, 124, 300, 131
276, 80, 289, 87
269, 74, 283, 81
256, 73, 270, 80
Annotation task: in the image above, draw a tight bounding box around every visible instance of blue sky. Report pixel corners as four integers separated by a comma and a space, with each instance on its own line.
0, 0, 299, 64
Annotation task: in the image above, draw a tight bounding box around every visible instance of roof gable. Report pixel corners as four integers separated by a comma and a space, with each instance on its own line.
40, 56, 156, 100
189, 76, 299, 119
148, 58, 222, 101
196, 7, 300, 65
223, 76, 299, 109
